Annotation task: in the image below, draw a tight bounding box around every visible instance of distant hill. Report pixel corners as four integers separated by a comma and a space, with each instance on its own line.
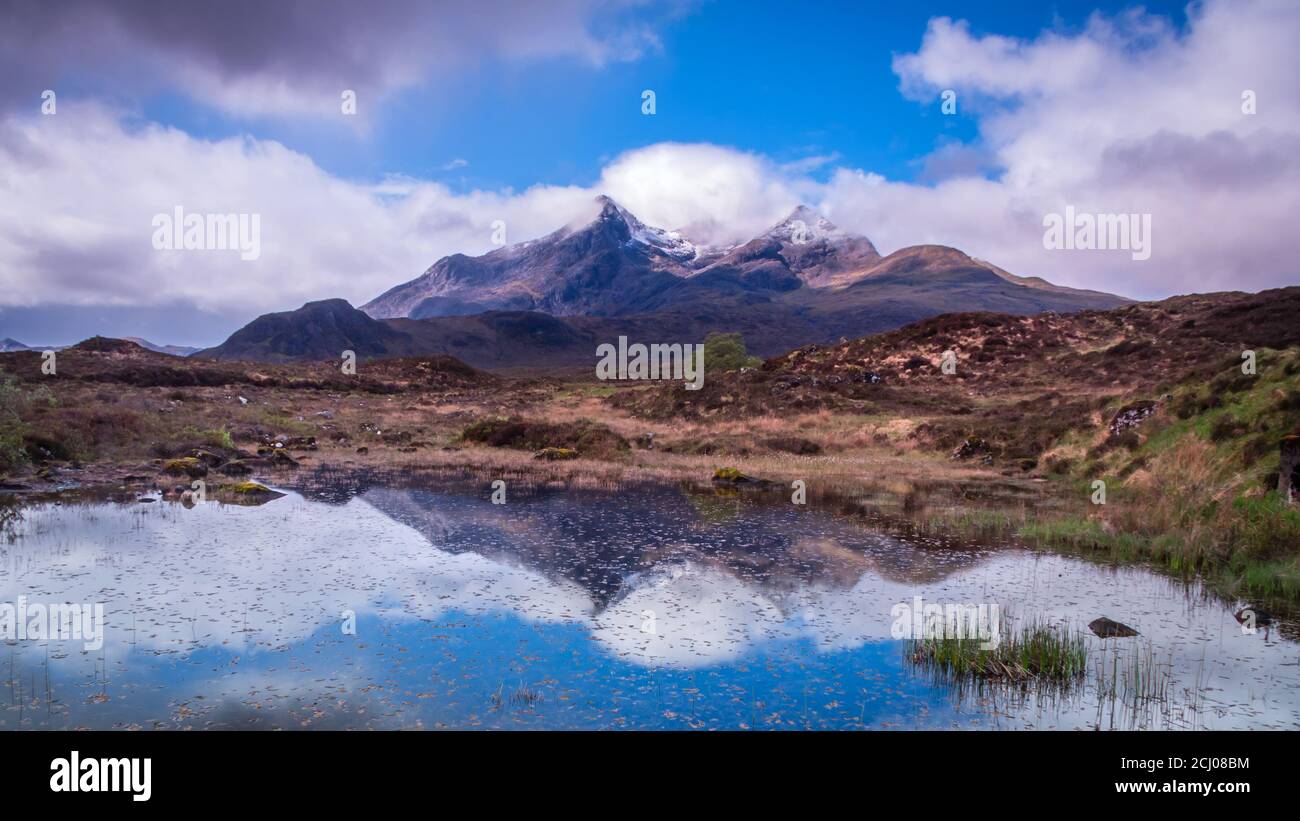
194, 299, 415, 363
0, 336, 195, 356
122, 337, 200, 357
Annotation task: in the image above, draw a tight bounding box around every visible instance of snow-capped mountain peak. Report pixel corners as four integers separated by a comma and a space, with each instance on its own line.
764, 205, 850, 244
589, 194, 700, 262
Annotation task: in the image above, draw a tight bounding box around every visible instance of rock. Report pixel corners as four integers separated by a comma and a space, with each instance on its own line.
269, 450, 299, 468
1108, 400, 1158, 436
215, 481, 285, 506
189, 449, 225, 467
161, 457, 207, 479
1279, 435, 1300, 504
355, 446, 369, 455
217, 460, 252, 476
238, 396, 248, 405
712, 467, 769, 485
1089, 617, 1139, 638
1234, 607, 1274, 626
951, 436, 992, 461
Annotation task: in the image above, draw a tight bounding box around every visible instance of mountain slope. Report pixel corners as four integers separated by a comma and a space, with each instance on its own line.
692, 205, 882, 290
362, 196, 698, 320
195, 299, 414, 363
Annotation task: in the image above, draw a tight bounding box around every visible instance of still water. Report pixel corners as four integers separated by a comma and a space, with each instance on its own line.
1, 473, 1296, 730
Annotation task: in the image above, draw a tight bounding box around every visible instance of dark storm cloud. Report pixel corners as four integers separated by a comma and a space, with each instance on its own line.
0, 0, 662, 114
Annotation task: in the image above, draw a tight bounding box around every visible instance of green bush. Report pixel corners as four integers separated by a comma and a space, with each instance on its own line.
702, 332, 761, 374
0, 378, 27, 474
1231, 492, 1300, 560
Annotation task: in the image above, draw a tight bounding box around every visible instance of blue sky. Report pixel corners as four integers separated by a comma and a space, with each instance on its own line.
140, 0, 1190, 190
4, 0, 1296, 347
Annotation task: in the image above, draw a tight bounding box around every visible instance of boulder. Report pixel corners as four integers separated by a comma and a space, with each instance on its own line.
161, 457, 207, 479
214, 481, 285, 506
1088, 616, 1139, 638
712, 467, 769, 485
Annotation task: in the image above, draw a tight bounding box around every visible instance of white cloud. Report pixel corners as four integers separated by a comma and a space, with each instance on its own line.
0, 0, 666, 118
877, 0, 1300, 297
2, 0, 1297, 324
0, 119, 804, 315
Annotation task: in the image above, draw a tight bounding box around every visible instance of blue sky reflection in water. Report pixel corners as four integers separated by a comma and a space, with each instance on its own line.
1, 478, 1297, 730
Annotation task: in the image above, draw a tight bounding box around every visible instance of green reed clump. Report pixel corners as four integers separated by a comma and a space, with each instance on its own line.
907, 619, 1088, 683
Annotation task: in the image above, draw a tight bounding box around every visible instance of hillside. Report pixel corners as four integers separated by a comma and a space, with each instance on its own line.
611, 287, 1300, 467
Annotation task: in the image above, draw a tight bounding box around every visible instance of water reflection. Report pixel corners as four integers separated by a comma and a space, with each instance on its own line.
0, 472, 1296, 730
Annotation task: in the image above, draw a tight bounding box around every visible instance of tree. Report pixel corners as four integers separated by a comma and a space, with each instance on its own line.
703, 332, 761, 375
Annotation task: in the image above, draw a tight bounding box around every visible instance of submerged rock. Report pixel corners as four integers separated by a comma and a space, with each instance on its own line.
1234, 607, 1274, 627
1089, 616, 1139, 638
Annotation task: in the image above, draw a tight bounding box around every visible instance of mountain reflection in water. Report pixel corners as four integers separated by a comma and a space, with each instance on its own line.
0, 472, 1296, 730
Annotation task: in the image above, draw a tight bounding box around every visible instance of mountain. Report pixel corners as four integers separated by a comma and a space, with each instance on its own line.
194, 299, 414, 363
122, 337, 200, 357
363, 196, 1126, 321
0, 338, 30, 352
362, 196, 701, 320
202, 199, 1131, 367
691, 205, 882, 290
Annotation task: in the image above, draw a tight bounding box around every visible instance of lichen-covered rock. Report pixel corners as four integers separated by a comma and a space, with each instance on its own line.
1108, 400, 1158, 435
161, 457, 207, 478
215, 481, 285, 506
712, 467, 769, 485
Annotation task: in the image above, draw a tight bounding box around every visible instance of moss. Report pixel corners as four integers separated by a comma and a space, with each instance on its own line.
226, 481, 272, 494
212, 481, 284, 506
533, 447, 579, 461
161, 457, 206, 477
711, 466, 765, 484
